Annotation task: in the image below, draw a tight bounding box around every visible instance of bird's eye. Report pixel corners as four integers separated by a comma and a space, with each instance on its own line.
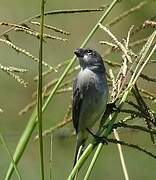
86, 49, 93, 54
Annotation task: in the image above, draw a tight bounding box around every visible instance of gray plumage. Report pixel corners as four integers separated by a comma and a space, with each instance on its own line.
72, 48, 108, 165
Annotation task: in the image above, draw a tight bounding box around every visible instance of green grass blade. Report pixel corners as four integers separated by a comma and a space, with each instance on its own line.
0, 133, 22, 180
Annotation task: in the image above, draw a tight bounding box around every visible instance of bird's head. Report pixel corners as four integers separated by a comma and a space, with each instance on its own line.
74, 48, 105, 72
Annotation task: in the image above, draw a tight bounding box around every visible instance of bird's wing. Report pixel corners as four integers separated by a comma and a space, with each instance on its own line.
72, 77, 83, 133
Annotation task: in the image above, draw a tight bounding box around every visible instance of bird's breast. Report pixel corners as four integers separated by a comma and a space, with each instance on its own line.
77, 68, 108, 131
77, 68, 107, 94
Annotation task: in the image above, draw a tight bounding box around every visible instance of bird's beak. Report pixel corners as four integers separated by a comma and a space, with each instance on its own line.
74, 48, 83, 57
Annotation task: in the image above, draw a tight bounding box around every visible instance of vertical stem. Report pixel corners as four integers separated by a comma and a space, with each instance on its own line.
38, 0, 45, 179
113, 129, 130, 180
49, 133, 53, 180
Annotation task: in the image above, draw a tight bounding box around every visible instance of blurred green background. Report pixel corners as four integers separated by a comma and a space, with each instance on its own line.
0, 0, 156, 179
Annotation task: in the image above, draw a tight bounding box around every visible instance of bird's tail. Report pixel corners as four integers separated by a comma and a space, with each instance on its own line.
73, 131, 88, 167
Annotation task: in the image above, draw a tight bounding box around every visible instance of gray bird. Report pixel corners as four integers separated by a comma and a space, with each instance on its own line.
72, 48, 109, 165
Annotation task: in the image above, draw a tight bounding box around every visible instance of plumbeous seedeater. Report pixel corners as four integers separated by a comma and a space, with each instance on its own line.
72, 48, 109, 165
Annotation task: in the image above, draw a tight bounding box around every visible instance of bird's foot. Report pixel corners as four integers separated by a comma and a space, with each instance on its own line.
87, 128, 108, 145
94, 135, 108, 145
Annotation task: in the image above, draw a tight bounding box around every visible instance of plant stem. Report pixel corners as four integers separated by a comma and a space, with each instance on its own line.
0, 133, 22, 180
114, 129, 129, 180
38, 0, 45, 179
84, 143, 103, 180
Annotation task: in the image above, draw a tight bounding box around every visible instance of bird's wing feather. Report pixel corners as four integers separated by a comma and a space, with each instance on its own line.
72, 77, 83, 133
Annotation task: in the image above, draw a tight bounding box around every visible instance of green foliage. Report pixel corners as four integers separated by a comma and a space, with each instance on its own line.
0, 0, 155, 179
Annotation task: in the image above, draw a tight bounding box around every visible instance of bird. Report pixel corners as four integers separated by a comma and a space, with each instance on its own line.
72, 48, 109, 166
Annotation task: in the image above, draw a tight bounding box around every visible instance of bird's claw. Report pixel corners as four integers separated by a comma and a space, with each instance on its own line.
94, 135, 108, 145
87, 128, 108, 145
